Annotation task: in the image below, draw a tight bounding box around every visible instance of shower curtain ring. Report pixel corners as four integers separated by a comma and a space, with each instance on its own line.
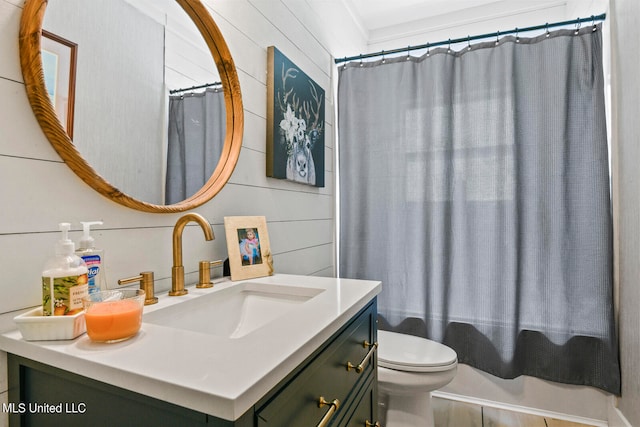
381, 50, 386, 63
515, 27, 520, 43
447, 38, 451, 53
359, 55, 363, 67
426, 43, 430, 57
574, 18, 581, 35
545, 23, 550, 37
592, 15, 597, 32
406, 45, 411, 60
495, 31, 500, 45
467, 35, 471, 51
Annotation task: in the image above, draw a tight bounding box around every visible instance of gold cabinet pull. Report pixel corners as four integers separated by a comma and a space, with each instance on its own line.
365, 421, 381, 427
317, 397, 340, 427
346, 341, 378, 373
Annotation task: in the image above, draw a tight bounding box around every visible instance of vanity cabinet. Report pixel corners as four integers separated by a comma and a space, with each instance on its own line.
7, 299, 378, 427
255, 299, 377, 426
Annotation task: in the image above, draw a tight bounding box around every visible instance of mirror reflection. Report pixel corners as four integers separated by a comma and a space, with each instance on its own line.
43, 0, 225, 205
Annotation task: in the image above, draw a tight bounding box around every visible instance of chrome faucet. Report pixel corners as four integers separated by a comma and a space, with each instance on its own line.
170, 213, 214, 296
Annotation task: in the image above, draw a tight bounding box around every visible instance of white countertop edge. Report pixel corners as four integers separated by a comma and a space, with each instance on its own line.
229, 286, 380, 419
0, 274, 381, 421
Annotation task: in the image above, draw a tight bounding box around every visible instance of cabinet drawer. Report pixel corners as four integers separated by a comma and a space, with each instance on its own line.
256, 303, 377, 427
338, 375, 378, 427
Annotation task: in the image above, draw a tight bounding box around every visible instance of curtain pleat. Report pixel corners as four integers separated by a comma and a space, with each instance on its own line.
338, 25, 620, 394
165, 88, 226, 204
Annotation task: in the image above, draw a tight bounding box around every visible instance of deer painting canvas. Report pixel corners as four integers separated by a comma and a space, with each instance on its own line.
267, 46, 325, 187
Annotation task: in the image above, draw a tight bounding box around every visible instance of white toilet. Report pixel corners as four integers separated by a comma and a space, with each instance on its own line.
377, 330, 458, 427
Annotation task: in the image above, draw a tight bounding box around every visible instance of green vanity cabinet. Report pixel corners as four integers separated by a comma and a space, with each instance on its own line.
7, 356, 215, 427
255, 299, 377, 426
7, 299, 378, 427
338, 374, 378, 427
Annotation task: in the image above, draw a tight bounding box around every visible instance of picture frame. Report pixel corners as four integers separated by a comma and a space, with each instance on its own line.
224, 216, 273, 281
266, 46, 325, 187
41, 30, 77, 139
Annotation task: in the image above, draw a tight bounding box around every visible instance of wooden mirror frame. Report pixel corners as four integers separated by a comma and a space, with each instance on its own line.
19, 0, 243, 213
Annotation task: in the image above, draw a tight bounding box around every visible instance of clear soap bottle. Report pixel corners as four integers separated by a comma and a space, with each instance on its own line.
76, 221, 107, 294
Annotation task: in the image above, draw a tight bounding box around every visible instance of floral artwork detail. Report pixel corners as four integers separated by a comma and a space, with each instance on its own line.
267, 46, 325, 187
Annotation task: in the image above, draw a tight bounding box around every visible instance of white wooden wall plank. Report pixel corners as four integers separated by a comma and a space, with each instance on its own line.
212, 183, 332, 221
242, 111, 267, 153
268, 219, 332, 254
272, 244, 333, 276
0, 1, 22, 82
247, 0, 331, 78
0, 80, 59, 161
230, 145, 333, 196
207, 0, 331, 88
207, 9, 269, 87
312, 266, 334, 277
0, 156, 173, 232
238, 69, 267, 119
325, 120, 335, 153
0, 0, 337, 315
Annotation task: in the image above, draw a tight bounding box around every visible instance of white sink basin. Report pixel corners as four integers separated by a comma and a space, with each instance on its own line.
143, 282, 324, 339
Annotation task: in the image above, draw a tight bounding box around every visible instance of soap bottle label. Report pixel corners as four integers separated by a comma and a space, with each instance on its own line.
42, 274, 89, 316
82, 254, 102, 294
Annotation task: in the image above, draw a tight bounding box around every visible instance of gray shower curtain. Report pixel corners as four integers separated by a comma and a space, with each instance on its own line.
338, 25, 620, 393
165, 88, 226, 204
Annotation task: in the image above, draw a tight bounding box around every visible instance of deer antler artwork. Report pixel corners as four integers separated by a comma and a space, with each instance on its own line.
268, 47, 325, 187
277, 63, 323, 157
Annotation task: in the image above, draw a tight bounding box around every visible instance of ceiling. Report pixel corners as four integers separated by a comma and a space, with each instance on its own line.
338, 0, 607, 49
344, 0, 502, 32
316, 0, 608, 60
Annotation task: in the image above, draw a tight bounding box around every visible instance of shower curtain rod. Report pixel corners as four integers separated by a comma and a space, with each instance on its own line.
334, 13, 606, 64
169, 81, 222, 94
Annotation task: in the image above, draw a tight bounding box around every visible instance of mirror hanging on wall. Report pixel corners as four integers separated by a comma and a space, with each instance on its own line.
19, 0, 244, 212
39, 0, 230, 207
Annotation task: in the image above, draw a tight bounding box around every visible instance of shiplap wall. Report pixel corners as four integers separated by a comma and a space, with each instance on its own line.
0, 0, 368, 312
0, 0, 366, 423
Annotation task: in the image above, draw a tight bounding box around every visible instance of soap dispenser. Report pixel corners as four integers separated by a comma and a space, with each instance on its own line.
42, 223, 89, 316
76, 221, 107, 294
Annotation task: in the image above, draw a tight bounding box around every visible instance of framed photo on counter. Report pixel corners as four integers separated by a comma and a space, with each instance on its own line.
224, 216, 273, 281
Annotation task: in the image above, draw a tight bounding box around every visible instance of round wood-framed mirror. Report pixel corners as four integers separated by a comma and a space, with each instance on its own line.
19, 0, 243, 213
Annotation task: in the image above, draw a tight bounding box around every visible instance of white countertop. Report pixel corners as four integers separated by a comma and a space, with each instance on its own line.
0, 274, 381, 421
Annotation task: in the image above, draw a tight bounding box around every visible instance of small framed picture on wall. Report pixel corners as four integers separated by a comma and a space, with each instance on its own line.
224, 216, 273, 281
41, 30, 77, 139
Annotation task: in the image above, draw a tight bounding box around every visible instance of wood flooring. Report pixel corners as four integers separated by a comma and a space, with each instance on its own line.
432, 397, 600, 427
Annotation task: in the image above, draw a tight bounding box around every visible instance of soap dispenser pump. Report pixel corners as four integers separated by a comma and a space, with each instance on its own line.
42, 223, 88, 316
76, 221, 107, 294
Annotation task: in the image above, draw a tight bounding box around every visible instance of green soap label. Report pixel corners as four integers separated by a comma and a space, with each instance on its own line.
42, 274, 89, 316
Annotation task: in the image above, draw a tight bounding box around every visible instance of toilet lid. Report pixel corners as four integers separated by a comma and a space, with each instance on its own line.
378, 330, 457, 373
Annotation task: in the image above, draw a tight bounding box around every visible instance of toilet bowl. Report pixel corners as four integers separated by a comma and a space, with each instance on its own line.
377, 330, 457, 427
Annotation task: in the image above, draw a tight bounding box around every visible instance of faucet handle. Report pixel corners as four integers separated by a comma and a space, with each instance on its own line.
118, 271, 158, 305
197, 260, 223, 288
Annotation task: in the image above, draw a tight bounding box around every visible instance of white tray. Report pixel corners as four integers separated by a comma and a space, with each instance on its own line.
13, 307, 86, 341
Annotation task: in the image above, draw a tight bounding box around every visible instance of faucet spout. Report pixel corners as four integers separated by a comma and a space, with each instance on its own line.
170, 213, 214, 296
